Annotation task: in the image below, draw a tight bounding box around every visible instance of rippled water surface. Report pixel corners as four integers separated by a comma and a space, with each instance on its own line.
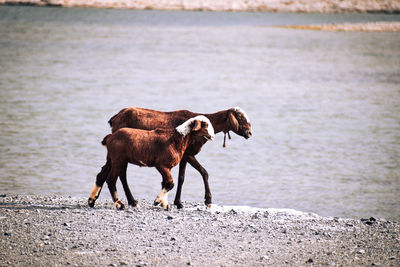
1, 6, 399, 219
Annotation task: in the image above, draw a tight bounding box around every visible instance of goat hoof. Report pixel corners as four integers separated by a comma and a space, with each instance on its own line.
88, 198, 95, 208
164, 204, 170, 211
115, 200, 125, 210
128, 200, 138, 207
154, 200, 160, 206
204, 200, 212, 208
175, 202, 184, 209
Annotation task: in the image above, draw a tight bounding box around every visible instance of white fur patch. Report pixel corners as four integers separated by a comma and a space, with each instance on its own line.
234, 107, 250, 122
176, 115, 215, 138
89, 184, 101, 200
155, 188, 169, 208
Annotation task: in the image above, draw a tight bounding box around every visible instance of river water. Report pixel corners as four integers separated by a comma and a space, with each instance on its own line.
1, 6, 399, 219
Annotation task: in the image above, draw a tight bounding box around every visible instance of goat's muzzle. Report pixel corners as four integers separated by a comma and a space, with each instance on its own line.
203, 134, 213, 141
244, 130, 252, 139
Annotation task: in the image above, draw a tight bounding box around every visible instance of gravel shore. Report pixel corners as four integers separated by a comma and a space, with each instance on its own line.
1, 0, 400, 13
1, 195, 399, 266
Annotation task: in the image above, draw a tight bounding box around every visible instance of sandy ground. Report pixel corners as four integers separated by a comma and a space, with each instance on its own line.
1, 0, 400, 13
1, 195, 399, 266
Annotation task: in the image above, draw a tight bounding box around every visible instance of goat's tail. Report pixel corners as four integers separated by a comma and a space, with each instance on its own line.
108, 114, 117, 127
101, 134, 112, 146
108, 108, 127, 127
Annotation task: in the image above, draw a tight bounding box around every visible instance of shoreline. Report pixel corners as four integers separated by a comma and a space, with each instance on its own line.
1, 0, 400, 13
277, 21, 400, 32
1, 195, 399, 266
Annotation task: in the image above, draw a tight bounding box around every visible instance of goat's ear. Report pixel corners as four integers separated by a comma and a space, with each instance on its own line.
228, 113, 239, 132
192, 120, 202, 131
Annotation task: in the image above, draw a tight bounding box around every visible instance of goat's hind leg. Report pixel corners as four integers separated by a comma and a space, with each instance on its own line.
107, 162, 125, 210
119, 163, 138, 207
89, 159, 111, 207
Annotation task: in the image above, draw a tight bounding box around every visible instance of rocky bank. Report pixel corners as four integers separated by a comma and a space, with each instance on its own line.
0, 195, 399, 266
1, 0, 400, 13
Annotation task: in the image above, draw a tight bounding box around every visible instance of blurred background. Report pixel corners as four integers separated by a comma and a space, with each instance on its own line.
0, 6, 399, 219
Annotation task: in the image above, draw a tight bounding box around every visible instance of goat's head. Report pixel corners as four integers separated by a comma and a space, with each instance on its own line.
227, 107, 252, 139
176, 115, 215, 141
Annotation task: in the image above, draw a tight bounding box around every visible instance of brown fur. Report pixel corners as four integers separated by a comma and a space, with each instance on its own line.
108, 107, 252, 208
89, 119, 212, 209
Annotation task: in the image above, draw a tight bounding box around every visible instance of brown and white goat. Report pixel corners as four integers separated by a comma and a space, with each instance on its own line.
106, 107, 252, 209
88, 116, 214, 210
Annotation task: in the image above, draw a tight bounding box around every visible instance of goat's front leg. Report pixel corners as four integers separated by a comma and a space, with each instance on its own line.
186, 155, 212, 207
154, 167, 174, 210
173, 160, 187, 209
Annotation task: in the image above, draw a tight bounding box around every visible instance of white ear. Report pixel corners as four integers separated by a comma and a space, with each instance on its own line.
176, 115, 215, 138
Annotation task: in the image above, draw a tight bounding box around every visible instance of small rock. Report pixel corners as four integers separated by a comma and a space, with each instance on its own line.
170, 237, 176, 241
63, 222, 70, 227
167, 215, 174, 220
260, 255, 269, 260
357, 249, 365, 254
306, 258, 313, 263
229, 209, 237, 215
120, 261, 128, 266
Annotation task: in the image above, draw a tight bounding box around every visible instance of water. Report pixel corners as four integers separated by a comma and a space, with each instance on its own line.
1, 6, 399, 220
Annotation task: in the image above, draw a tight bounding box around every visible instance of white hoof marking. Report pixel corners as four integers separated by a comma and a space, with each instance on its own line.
89, 184, 101, 200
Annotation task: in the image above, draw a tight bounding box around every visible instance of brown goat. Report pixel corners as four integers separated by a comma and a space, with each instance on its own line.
106, 107, 252, 209
88, 116, 214, 210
